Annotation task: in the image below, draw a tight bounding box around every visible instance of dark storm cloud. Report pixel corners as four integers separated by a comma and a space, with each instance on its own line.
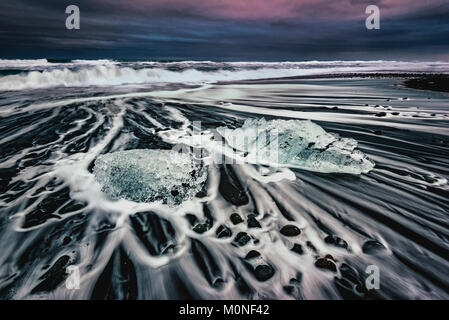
0, 0, 448, 60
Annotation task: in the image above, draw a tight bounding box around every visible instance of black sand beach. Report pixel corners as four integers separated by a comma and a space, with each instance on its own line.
0, 60, 448, 300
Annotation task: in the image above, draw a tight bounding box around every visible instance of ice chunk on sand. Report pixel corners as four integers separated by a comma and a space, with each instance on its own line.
93, 149, 207, 205
217, 118, 374, 174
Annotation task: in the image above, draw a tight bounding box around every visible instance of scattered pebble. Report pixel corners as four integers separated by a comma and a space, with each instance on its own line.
62, 236, 71, 246
315, 257, 337, 272
193, 223, 209, 234
325, 235, 348, 249
230, 213, 243, 225
247, 215, 261, 229
291, 243, 304, 255
245, 250, 261, 259
280, 225, 301, 237
362, 240, 385, 254
195, 191, 207, 198
233, 232, 251, 247
254, 265, 275, 281
216, 225, 232, 238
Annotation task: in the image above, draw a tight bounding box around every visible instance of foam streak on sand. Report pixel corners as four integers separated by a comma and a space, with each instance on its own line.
0, 61, 448, 300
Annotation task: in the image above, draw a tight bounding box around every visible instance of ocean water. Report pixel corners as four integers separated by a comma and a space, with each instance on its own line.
0, 59, 448, 299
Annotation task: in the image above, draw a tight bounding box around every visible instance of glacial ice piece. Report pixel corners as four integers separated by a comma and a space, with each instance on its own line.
217, 118, 375, 174
93, 149, 207, 205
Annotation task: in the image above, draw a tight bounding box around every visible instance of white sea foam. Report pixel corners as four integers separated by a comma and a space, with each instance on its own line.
0, 58, 116, 70
0, 60, 448, 90
0, 59, 50, 68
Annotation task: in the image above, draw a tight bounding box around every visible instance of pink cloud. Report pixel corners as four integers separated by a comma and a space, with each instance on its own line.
130, 0, 447, 20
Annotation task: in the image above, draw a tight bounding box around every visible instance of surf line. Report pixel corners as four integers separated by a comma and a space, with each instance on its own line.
179, 304, 214, 318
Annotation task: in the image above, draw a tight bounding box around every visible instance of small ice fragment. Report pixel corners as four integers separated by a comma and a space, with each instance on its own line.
93, 149, 207, 206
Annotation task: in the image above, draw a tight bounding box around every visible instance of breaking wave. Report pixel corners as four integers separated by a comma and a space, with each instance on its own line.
0, 65, 307, 90
1, 60, 449, 90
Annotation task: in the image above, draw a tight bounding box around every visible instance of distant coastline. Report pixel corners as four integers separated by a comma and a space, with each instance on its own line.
234, 73, 449, 93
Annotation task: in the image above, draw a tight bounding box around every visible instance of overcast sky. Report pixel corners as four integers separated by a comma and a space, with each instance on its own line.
0, 0, 448, 60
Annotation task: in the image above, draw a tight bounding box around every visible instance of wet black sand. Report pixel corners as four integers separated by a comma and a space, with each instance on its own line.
1, 68, 449, 299
233, 73, 449, 93
404, 74, 449, 93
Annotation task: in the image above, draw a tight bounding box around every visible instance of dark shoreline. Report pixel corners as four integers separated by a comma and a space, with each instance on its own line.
323, 73, 449, 93
232, 72, 449, 93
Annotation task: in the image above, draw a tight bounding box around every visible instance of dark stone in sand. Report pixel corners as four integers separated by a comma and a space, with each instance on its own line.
241, 250, 275, 281
230, 213, 243, 225
171, 189, 179, 197
392, 112, 400, 115
245, 250, 261, 259
291, 243, 304, 255
404, 75, 449, 93
195, 191, 207, 198
233, 232, 251, 247
425, 175, 438, 183
362, 240, 386, 254
247, 216, 261, 228
375, 112, 387, 117
315, 257, 337, 272
324, 254, 335, 261
216, 225, 232, 238
193, 223, 209, 234
283, 276, 302, 296
254, 265, 275, 281
62, 236, 71, 246
280, 225, 301, 237
219, 165, 249, 206
283, 285, 295, 295
325, 235, 348, 249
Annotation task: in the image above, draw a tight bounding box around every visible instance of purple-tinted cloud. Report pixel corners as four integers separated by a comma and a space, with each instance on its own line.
0, 0, 448, 60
